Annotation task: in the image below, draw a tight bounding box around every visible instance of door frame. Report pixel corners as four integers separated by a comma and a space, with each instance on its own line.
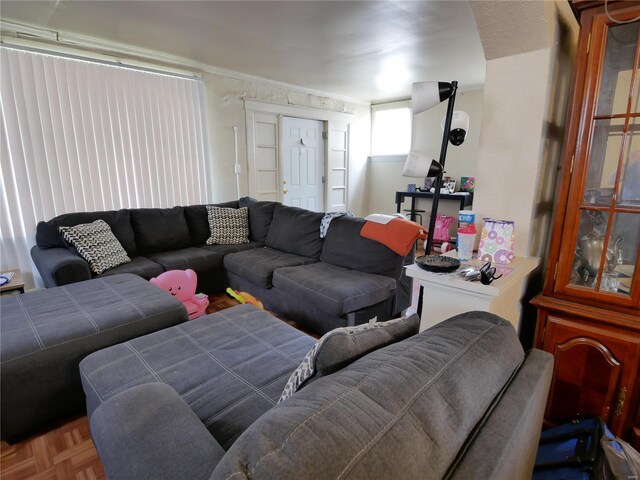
245, 100, 352, 210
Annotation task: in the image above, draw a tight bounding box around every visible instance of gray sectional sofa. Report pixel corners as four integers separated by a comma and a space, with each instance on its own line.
0, 274, 188, 442
82, 305, 554, 480
31, 198, 412, 334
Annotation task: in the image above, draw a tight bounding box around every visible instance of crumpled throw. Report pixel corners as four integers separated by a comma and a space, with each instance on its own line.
320, 211, 354, 238
360, 214, 427, 256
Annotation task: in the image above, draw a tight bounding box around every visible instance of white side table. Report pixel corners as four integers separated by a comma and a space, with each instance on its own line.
405, 253, 540, 333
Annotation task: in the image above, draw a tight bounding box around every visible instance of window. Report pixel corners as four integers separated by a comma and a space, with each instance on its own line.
0, 46, 210, 287
371, 102, 411, 155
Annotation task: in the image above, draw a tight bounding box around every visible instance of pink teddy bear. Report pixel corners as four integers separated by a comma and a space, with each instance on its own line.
150, 269, 209, 320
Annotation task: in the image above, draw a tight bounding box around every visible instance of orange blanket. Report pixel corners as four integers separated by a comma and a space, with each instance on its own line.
360, 218, 427, 256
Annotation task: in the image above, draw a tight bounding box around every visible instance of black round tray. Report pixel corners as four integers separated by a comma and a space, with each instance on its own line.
415, 255, 461, 273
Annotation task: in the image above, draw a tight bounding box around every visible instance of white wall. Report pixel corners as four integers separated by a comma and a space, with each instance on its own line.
200, 73, 372, 213
201, 72, 371, 212
471, 0, 578, 258
365, 88, 484, 218
469, 0, 578, 345
472, 49, 552, 257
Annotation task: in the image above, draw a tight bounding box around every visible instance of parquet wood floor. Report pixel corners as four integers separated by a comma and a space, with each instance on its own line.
0, 291, 316, 479
0, 416, 104, 480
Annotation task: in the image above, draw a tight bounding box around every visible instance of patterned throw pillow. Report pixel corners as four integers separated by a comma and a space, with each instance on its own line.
206, 206, 250, 245
59, 219, 131, 275
279, 312, 420, 403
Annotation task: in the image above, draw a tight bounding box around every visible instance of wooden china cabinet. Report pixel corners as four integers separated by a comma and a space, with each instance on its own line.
532, 0, 640, 448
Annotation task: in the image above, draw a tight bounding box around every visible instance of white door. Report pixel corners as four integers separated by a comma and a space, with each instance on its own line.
281, 117, 324, 211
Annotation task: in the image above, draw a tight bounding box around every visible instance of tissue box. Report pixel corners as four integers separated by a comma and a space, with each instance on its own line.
478, 219, 515, 264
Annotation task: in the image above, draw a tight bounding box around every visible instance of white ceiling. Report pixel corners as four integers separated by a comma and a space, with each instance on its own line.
0, 0, 486, 103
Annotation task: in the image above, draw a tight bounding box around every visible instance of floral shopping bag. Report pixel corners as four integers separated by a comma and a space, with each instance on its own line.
478, 219, 515, 264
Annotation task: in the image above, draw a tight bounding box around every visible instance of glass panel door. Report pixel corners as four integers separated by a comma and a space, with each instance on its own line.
562, 18, 640, 302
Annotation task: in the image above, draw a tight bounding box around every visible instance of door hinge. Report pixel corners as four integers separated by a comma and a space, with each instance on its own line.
586, 33, 591, 54
570, 154, 575, 175
553, 262, 558, 281
322, 131, 328, 140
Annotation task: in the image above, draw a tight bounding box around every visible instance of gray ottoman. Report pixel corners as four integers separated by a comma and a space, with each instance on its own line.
80, 304, 316, 449
0, 273, 188, 442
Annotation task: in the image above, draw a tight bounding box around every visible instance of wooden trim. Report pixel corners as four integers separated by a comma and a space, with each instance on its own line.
555, 8, 607, 296
542, 8, 596, 295
532, 294, 640, 331
542, 4, 640, 310
571, 1, 640, 18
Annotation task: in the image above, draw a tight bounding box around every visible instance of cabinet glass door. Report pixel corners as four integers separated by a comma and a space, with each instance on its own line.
561, 16, 640, 304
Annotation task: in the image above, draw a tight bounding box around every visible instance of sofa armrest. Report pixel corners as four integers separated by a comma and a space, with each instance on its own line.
90, 383, 224, 480
31, 245, 91, 287
448, 349, 554, 479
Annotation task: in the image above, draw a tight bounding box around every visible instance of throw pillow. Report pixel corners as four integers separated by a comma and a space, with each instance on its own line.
59, 219, 131, 275
206, 206, 250, 245
279, 312, 420, 403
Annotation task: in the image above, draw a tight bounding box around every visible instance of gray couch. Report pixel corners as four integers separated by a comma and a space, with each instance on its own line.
0, 274, 188, 442
31, 199, 412, 334
83, 305, 553, 480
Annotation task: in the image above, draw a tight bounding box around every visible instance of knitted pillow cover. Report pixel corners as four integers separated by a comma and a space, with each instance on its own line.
59, 219, 131, 275
279, 312, 420, 403
206, 206, 250, 245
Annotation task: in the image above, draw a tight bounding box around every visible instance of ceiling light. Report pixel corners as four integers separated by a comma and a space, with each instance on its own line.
375, 58, 410, 93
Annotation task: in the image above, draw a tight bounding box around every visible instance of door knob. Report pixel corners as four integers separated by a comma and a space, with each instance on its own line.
283, 189, 288, 194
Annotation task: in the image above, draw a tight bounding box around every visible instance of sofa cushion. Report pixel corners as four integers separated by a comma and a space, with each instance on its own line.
279, 313, 420, 402
130, 207, 191, 255
80, 305, 316, 449
95, 256, 165, 280
206, 206, 250, 245
272, 262, 396, 316
320, 216, 403, 277
184, 201, 240, 246
36, 209, 137, 256
224, 247, 317, 289
199, 242, 262, 256
265, 205, 324, 258
147, 247, 224, 273
212, 312, 525, 480
239, 198, 279, 243
59, 220, 132, 275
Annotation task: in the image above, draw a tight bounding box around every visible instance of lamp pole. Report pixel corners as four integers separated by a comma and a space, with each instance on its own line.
424, 81, 458, 255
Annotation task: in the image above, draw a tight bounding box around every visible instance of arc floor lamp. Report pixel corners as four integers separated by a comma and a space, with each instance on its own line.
402, 80, 469, 254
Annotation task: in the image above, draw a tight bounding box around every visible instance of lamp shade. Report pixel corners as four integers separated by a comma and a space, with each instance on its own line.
441, 111, 470, 146
411, 81, 454, 114
402, 151, 443, 178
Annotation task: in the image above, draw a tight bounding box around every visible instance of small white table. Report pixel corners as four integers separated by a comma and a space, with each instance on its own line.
405, 253, 540, 333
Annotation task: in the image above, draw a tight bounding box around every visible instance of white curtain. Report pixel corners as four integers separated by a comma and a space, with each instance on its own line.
0, 46, 211, 289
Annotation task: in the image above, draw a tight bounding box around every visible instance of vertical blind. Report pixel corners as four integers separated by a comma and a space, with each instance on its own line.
0, 46, 211, 288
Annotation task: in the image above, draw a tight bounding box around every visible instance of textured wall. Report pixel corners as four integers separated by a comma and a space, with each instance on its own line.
471, 0, 578, 258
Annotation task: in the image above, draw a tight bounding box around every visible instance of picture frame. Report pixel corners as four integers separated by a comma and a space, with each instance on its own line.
460, 176, 475, 193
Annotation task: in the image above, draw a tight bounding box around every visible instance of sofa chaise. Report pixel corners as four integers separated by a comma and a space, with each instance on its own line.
81, 304, 554, 480
0, 274, 188, 442
31, 199, 413, 334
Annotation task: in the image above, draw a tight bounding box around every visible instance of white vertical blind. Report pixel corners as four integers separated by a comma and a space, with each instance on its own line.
0, 46, 211, 288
